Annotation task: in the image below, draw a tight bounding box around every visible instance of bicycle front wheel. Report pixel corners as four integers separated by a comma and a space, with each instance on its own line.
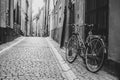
66, 35, 78, 63
85, 38, 106, 72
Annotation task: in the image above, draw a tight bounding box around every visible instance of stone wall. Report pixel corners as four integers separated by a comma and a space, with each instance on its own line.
109, 0, 120, 63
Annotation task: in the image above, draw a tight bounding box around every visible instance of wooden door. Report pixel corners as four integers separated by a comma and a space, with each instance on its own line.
85, 0, 109, 44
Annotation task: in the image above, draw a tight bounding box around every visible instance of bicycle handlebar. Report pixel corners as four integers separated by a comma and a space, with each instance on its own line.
68, 24, 94, 29
68, 23, 94, 34
68, 23, 94, 27
81, 24, 94, 27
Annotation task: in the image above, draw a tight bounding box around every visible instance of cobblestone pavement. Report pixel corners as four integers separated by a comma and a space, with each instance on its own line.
0, 37, 65, 80
0, 37, 23, 51
47, 37, 119, 80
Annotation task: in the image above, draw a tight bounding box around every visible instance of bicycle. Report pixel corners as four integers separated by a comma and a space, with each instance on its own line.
66, 24, 107, 72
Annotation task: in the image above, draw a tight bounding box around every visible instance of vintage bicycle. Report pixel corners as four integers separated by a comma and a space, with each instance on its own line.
66, 24, 107, 72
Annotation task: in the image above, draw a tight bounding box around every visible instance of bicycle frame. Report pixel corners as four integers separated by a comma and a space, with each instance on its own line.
72, 24, 90, 57
66, 23, 107, 72
72, 24, 105, 57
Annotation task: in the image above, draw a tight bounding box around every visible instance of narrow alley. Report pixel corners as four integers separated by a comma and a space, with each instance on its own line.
0, 0, 120, 80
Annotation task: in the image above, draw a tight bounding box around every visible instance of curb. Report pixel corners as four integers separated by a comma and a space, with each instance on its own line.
46, 37, 78, 80
0, 37, 25, 56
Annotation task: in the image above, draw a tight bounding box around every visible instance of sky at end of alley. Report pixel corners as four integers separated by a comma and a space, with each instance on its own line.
32, 0, 45, 17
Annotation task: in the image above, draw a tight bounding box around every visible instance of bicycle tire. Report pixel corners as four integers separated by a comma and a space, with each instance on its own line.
66, 35, 78, 63
85, 37, 106, 72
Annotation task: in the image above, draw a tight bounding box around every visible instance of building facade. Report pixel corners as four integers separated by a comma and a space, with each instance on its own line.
0, 0, 32, 43
0, 0, 20, 43
49, 0, 54, 37
21, 0, 27, 36
21, 0, 32, 36
50, 0, 65, 44
14, 0, 21, 35
44, 0, 50, 37
32, 6, 45, 37
37, 7, 46, 37
0, 0, 14, 28
27, 0, 32, 36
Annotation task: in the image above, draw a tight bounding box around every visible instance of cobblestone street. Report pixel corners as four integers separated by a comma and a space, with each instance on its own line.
0, 37, 119, 80
0, 37, 64, 80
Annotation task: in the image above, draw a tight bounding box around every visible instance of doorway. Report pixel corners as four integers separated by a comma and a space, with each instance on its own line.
85, 0, 109, 46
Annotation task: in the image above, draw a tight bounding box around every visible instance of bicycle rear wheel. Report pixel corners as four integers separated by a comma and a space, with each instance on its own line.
66, 35, 78, 63
85, 38, 106, 72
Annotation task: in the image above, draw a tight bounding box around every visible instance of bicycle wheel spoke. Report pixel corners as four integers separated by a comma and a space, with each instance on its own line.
87, 56, 99, 70
87, 54, 94, 58
92, 40, 102, 56
92, 40, 98, 51
95, 57, 101, 65
95, 42, 101, 52
88, 58, 95, 66
90, 52, 101, 66
86, 38, 105, 72
66, 35, 78, 63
